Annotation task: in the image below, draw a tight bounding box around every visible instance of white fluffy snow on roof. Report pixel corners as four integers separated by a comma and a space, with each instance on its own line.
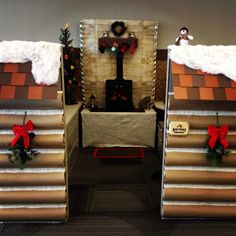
0, 41, 62, 85
168, 45, 236, 82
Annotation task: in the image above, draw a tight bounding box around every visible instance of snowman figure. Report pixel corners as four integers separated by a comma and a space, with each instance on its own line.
175, 27, 193, 46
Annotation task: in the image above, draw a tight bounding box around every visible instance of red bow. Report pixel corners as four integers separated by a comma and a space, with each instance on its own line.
10, 120, 34, 149
208, 125, 229, 149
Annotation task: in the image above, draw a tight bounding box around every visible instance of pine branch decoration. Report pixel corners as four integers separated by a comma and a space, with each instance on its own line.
59, 22, 73, 47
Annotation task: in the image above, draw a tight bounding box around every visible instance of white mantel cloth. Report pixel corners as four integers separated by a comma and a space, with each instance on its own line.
81, 109, 156, 148
168, 45, 236, 82
0, 41, 61, 85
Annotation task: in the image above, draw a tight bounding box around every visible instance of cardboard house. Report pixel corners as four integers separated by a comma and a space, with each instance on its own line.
0, 41, 69, 221
162, 45, 236, 218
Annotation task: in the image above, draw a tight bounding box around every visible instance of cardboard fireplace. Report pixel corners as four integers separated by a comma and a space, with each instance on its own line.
80, 19, 158, 147
161, 45, 236, 218
80, 19, 158, 109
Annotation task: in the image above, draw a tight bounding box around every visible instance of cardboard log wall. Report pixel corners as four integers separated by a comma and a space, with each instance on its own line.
0, 61, 67, 221
161, 56, 236, 218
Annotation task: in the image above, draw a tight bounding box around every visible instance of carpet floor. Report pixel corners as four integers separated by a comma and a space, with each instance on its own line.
69, 148, 160, 215
2, 149, 236, 235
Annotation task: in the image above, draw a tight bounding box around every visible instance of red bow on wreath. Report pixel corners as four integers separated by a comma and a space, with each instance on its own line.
208, 125, 229, 150
10, 120, 34, 149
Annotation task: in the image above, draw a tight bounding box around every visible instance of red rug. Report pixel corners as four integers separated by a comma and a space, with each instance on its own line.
93, 147, 144, 159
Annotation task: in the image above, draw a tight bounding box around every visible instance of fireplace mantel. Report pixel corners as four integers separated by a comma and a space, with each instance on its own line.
81, 109, 156, 148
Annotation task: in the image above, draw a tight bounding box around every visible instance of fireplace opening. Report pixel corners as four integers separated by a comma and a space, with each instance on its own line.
106, 79, 134, 112
106, 52, 134, 112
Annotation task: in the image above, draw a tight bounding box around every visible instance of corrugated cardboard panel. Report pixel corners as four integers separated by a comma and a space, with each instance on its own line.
0, 133, 64, 148
163, 204, 236, 218
167, 133, 236, 148
0, 207, 66, 221
165, 151, 236, 167
164, 188, 236, 201
0, 153, 65, 168
169, 95, 236, 111
0, 114, 63, 129
0, 172, 65, 186
164, 170, 236, 184
168, 114, 236, 129
0, 190, 66, 203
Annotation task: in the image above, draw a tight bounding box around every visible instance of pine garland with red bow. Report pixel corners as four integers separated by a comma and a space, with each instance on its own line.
7, 112, 38, 168
206, 113, 230, 166
99, 38, 137, 55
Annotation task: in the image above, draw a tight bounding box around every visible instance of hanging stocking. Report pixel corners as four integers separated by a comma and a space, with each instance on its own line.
129, 40, 136, 54
99, 41, 108, 53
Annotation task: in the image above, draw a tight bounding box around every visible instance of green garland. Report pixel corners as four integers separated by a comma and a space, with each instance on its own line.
8, 135, 38, 169
206, 139, 230, 166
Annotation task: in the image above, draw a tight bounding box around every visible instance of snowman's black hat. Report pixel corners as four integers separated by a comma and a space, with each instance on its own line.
180, 27, 189, 32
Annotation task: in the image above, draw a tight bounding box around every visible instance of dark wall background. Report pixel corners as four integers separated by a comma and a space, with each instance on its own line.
0, 0, 235, 48
1, 0, 235, 101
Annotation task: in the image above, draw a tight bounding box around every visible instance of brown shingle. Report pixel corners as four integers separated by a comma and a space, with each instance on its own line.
15, 86, 28, 99
192, 75, 205, 87
0, 64, 4, 72
213, 88, 226, 100
0, 73, 12, 85
187, 87, 200, 100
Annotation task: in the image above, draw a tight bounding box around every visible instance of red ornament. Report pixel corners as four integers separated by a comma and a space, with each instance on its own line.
64, 54, 69, 60
112, 41, 119, 48
111, 95, 117, 101
208, 125, 229, 149
10, 120, 34, 149
120, 95, 127, 101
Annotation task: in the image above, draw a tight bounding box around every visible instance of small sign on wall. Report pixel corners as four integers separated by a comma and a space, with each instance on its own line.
169, 121, 189, 136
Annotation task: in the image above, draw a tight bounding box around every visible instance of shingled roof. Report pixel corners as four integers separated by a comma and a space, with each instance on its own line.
0, 62, 60, 100
172, 62, 236, 101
